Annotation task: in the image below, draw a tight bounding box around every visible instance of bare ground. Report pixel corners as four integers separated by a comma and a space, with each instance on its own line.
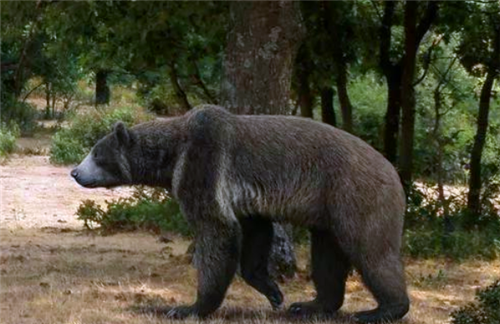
0, 154, 132, 229
1, 143, 499, 324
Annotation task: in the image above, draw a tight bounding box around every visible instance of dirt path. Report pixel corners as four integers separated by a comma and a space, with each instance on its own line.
0, 154, 132, 229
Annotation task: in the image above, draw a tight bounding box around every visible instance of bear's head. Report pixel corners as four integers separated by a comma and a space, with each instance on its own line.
71, 122, 134, 189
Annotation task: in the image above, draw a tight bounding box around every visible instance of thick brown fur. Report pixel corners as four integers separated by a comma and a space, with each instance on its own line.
71, 105, 409, 323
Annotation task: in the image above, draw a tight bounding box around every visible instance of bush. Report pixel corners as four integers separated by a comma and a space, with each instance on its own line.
0, 123, 20, 157
76, 186, 191, 236
451, 280, 500, 324
0, 96, 37, 134
403, 183, 500, 260
50, 104, 152, 164
404, 228, 500, 260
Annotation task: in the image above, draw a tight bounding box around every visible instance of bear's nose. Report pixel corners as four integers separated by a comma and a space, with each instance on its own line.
71, 169, 79, 179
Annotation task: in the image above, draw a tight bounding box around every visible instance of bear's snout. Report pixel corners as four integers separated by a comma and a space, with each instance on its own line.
70, 169, 79, 179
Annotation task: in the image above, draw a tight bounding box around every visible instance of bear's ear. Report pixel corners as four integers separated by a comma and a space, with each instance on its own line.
114, 122, 130, 146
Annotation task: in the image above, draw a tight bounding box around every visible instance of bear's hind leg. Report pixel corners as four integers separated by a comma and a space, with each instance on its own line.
353, 252, 410, 323
240, 216, 284, 310
288, 228, 351, 318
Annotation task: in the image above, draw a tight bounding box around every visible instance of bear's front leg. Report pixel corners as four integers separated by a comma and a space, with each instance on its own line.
166, 219, 241, 319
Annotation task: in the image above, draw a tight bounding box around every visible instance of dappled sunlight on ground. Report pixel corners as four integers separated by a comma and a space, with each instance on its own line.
1, 228, 498, 324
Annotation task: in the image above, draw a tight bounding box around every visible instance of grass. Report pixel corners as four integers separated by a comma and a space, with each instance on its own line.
1, 228, 499, 324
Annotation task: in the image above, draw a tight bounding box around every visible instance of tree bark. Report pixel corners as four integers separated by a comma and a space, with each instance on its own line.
321, 87, 336, 127
467, 23, 500, 216
221, 1, 304, 115
95, 70, 110, 105
220, 0, 305, 279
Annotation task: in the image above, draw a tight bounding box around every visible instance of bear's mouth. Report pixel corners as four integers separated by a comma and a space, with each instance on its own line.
75, 179, 99, 188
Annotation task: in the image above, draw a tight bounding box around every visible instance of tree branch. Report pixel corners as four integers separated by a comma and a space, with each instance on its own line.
22, 81, 45, 103
415, 1, 439, 46
413, 35, 443, 86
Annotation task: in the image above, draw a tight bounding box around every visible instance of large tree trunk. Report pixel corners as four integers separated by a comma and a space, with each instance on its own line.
95, 70, 110, 105
220, 0, 305, 279
321, 87, 336, 127
221, 1, 304, 115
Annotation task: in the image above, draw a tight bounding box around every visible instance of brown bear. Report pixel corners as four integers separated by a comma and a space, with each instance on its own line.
71, 105, 409, 323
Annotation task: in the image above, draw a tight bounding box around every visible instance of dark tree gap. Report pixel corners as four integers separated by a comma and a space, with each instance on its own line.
95, 70, 110, 105
321, 87, 336, 127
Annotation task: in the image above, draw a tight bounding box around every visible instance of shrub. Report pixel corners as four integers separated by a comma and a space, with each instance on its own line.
404, 228, 500, 260
76, 186, 191, 236
451, 280, 500, 324
403, 183, 500, 260
50, 104, 152, 164
0, 97, 37, 134
0, 123, 20, 157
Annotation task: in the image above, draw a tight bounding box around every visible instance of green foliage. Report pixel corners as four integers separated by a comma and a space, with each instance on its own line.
0, 123, 20, 157
0, 96, 37, 134
50, 104, 152, 164
76, 187, 191, 236
404, 228, 500, 260
404, 184, 500, 260
451, 280, 500, 324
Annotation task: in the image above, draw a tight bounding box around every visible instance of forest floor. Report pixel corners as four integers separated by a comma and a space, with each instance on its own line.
1, 135, 499, 324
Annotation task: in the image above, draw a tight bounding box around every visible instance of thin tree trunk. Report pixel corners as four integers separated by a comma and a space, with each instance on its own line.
433, 88, 452, 233
336, 67, 353, 133
321, 87, 336, 127
220, 0, 305, 279
467, 72, 497, 215
399, 1, 438, 193
45, 82, 51, 118
383, 67, 402, 164
467, 22, 500, 216
95, 70, 110, 105
399, 1, 418, 192
380, 1, 400, 164
51, 92, 56, 118
323, 1, 353, 132
190, 58, 217, 104
168, 62, 191, 111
